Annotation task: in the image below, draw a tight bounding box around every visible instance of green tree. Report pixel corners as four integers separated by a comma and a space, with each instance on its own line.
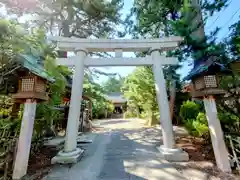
122, 0, 230, 126
217, 20, 240, 118
122, 67, 159, 124
1, 0, 125, 78
127, 0, 230, 61
0, 19, 49, 93
227, 20, 240, 59
102, 75, 124, 93
180, 100, 200, 120
2, 0, 124, 38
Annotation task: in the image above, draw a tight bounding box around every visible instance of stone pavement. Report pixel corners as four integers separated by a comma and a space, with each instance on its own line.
43, 119, 186, 180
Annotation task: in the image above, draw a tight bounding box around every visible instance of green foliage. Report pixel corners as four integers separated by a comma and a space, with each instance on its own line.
3, 0, 124, 38
183, 118, 209, 138
0, 109, 11, 118
0, 117, 21, 135
180, 101, 200, 120
1, 19, 67, 136
192, 120, 209, 137
34, 45, 68, 134
218, 71, 240, 119
92, 99, 114, 119
218, 112, 240, 124
0, 19, 28, 54
106, 102, 114, 114
124, 0, 232, 129
183, 119, 198, 136
83, 73, 115, 119
0, 19, 50, 94
181, 103, 208, 138
228, 20, 240, 58
123, 110, 138, 119
216, 21, 240, 129
127, 0, 229, 59
218, 110, 240, 137
102, 76, 125, 93
122, 67, 158, 121
196, 112, 208, 125
2, 0, 125, 78
139, 111, 149, 119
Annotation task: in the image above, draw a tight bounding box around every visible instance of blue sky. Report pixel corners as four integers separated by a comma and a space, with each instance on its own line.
98, 0, 240, 83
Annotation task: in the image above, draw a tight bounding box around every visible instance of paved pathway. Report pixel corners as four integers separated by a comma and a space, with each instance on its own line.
44, 119, 186, 180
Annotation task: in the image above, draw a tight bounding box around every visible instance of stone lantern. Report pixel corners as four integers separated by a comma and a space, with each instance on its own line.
185, 56, 230, 99
184, 56, 232, 172
12, 73, 48, 102
12, 53, 54, 180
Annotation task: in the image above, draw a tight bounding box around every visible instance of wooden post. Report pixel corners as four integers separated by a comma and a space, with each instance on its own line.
11, 103, 20, 118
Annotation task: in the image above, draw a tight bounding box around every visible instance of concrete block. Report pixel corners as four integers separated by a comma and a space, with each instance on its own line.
51, 148, 84, 164
157, 146, 189, 162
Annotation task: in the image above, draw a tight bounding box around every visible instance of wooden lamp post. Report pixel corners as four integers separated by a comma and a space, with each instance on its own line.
185, 56, 232, 172
12, 57, 54, 179
13, 72, 48, 102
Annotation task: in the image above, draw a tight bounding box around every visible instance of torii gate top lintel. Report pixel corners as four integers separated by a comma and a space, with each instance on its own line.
49, 36, 183, 52
50, 36, 183, 67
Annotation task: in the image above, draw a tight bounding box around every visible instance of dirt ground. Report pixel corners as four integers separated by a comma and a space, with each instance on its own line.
25, 146, 58, 180
175, 134, 240, 180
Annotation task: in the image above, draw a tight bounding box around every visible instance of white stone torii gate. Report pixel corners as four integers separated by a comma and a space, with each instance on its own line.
50, 36, 189, 163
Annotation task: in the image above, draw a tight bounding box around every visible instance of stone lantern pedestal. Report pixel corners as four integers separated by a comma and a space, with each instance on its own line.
12, 70, 54, 179
184, 56, 232, 173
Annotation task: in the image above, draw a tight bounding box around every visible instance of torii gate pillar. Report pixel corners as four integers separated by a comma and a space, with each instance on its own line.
51, 49, 87, 164
152, 50, 189, 161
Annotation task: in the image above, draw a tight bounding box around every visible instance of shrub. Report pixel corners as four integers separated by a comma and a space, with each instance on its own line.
196, 112, 208, 125
140, 111, 148, 119
183, 119, 198, 136
0, 109, 11, 118
124, 110, 138, 118
218, 112, 239, 124
180, 101, 200, 120
192, 120, 209, 137
92, 100, 108, 119
183, 113, 209, 138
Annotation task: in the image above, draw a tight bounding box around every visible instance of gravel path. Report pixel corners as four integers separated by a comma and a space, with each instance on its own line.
97, 123, 185, 179
44, 118, 186, 180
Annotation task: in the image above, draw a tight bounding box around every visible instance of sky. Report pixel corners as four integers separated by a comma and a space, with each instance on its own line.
97, 0, 240, 83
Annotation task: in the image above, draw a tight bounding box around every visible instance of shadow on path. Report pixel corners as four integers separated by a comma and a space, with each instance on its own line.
97, 128, 185, 180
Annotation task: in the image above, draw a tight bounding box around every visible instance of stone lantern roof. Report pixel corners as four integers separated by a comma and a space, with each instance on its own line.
184, 56, 230, 81
18, 53, 55, 82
